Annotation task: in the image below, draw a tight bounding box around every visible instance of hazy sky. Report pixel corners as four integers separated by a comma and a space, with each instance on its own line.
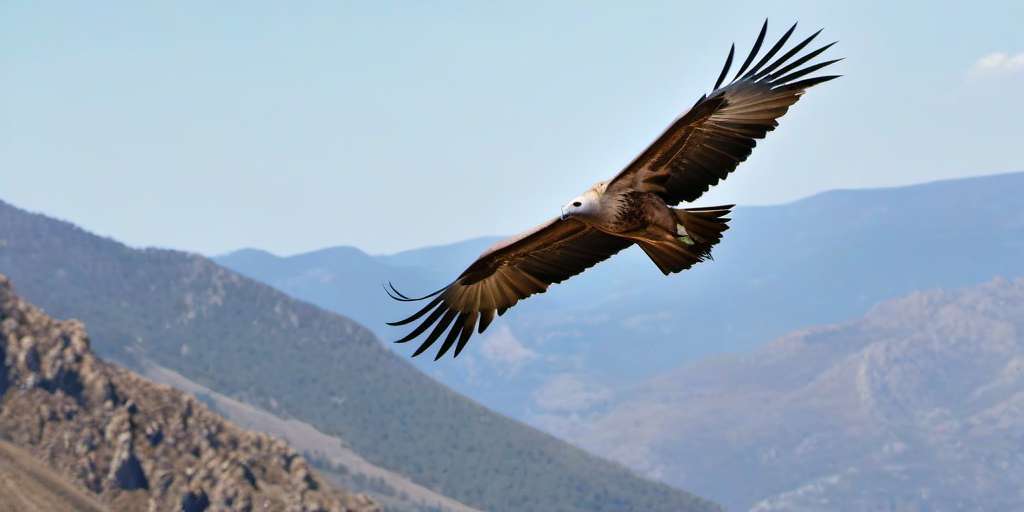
3, 1, 1022, 255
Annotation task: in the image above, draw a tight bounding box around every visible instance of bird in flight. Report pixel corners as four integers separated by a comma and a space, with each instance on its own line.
387, 20, 840, 360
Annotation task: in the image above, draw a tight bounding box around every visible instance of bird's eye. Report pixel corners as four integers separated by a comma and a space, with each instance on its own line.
573, 201, 582, 207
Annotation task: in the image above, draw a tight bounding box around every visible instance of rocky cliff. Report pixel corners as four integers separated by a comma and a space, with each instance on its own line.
0, 273, 378, 512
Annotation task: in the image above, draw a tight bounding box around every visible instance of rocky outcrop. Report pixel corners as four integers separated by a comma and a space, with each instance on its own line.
0, 274, 378, 512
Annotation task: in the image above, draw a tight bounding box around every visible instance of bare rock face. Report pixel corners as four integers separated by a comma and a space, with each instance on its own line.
0, 274, 379, 512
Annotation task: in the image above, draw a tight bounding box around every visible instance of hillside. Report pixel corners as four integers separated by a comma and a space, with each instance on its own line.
0, 441, 108, 512
0, 199, 719, 512
216, 171, 1024, 424
545, 277, 1024, 511
0, 274, 377, 511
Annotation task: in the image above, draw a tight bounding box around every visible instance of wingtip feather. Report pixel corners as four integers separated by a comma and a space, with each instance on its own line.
733, 19, 768, 80
412, 309, 458, 357
744, 21, 797, 79
714, 43, 736, 90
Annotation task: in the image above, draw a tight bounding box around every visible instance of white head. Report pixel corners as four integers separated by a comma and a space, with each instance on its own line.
560, 186, 602, 221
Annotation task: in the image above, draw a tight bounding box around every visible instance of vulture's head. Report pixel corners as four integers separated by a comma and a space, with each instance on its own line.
560, 187, 601, 220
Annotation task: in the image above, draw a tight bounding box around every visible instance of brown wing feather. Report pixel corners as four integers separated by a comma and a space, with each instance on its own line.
607, 21, 840, 205
388, 218, 633, 359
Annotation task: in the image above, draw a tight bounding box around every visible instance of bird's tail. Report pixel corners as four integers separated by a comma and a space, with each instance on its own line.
638, 205, 733, 275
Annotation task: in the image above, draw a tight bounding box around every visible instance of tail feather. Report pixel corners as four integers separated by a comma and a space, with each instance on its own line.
638, 204, 733, 275
638, 242, 703, 275
676, 204, 732, 245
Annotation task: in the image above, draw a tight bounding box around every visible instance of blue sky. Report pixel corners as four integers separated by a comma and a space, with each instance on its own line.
2, 1, 1021, 255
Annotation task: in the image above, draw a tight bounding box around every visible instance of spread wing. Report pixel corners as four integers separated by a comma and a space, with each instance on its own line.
607, 20, 841, 205
386, 218, 633, 360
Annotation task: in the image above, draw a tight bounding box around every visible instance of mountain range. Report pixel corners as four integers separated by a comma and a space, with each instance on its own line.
552, 277, 1024, 511
0, 198, 717, 512
4, 171, 1021, 511
215, 172, 1024, 425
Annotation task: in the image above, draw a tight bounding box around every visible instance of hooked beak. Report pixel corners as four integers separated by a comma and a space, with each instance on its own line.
560, 206, 568, 220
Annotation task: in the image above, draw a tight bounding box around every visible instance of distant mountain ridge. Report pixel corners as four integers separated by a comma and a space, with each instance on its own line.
216, 171, 1024, 423
550, 276, 1024, 511
0, 198, 719, 512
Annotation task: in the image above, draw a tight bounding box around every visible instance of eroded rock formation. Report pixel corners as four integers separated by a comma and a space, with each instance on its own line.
0, 274, 378, 512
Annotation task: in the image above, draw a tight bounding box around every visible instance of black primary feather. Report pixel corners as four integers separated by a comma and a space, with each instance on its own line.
733, 19, 768, 80
751, 28, 822, 80
714, 43, 735, 90
412, 309, 459, 356
701, 21, 840, 93
744, 22, 797, 79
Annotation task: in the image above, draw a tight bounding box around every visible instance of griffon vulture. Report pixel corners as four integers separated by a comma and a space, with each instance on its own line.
387, 21, 840, 359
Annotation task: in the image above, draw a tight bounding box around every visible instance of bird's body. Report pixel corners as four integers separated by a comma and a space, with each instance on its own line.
566, 182, 718, 268
388, 20, 841, 359
574, 182, 660, 236
604, 190, 682, 242
565, 182, 733, 274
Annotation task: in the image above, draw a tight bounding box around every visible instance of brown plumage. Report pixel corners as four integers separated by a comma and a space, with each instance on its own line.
388, 20, 840, 359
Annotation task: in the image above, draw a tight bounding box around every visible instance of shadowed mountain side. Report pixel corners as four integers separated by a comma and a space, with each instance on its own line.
0, 274, 378, 511
0, 200, 719, 512
216, 172, 1024, 422
547, 277, 1024, 511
